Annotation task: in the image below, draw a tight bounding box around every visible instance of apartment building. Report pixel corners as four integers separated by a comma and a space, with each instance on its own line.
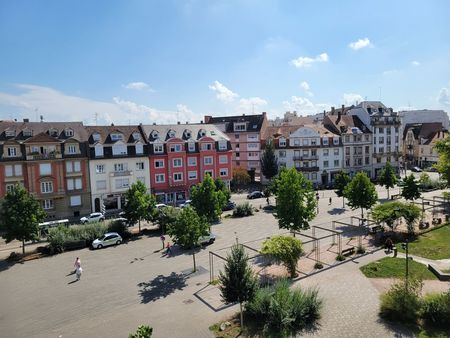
0, 121, 91, 220
86, 126, 150, 213
323, 108, 372, 178
140, 124, 232, 205
204, 113, 268, 180
348, 101, 401, 177
403, 123, 448, 169
264, 123, 342, 186
400, 109, 449, 131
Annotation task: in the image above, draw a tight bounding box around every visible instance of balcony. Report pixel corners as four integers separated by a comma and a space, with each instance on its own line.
111, 170, 132, 177
293, 155, 319, 161
26, 152, 62, 161
371, 117, 401, 126
296, 166, 319, 172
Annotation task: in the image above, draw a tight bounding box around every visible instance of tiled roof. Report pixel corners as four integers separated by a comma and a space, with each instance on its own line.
403, 123, 444, 143
140, 124, 229, 142
85, 125, 144, 144
263, 123, 339, 139
324, 115, 371, 134
0, 121, 88, 142
205, 113, 266, 133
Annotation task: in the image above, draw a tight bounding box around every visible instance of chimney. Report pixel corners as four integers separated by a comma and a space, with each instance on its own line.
341, 104, 345, 114
337, 109, 342, 124
153, 122, 156, 125
177, 121, 180, 125
243, 114, 246, 116
200, 121, 203, 124
23, 118, 29, 122
204, 115, 212, 123
185, 121, 188, 124
331, 107, 335, 115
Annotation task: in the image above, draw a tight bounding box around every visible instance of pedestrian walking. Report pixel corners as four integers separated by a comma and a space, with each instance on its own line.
73, 257, 81, 273
266, 197, 270, 205
160, 235, 166, 250
329, 197, 332, 205
385, 237, 394, 253
166, 242, 172, 255
76, 266, 83, 280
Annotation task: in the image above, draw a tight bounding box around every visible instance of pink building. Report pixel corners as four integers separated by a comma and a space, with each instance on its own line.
204, 113, 268, 180
141, 123, 232, 205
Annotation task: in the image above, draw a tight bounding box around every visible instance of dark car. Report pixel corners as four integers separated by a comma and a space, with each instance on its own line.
222, 200, 236, 211
247, 191, 264, 199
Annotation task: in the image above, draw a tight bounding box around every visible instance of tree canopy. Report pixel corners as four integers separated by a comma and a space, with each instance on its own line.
154, 206, 180, 234
274, 168, 317, 232
401, 174, 421, 201
371, 201, 421, 235
232, 168, 251, 186
261, 235, 303, 278
190, 174, 222, 222
214, 177, 231, 210
344, 172, 378, 218
378, 162, 398, 199
0, 185, 46, 254
261, 138, 278, 180
434, 136, 450, 185
123, 181, 156, 232
334, 170, 351, 208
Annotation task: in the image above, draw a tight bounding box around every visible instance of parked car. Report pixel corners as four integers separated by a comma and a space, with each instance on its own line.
247, 191, 264, 199
411, 166, 422, 172
222, 200, 236, 211
156, 203, 167, 209
180, 200, 192, 208
113, 217, 130, 227
198, 233, 216, 245
92, 232, 123, 249
80, 212, 105, 224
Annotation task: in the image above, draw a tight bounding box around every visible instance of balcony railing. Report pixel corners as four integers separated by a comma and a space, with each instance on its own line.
295, 166, 319, 172
112, 170, 132, 177
293, 155, 319, 161
26, 152, 62, 160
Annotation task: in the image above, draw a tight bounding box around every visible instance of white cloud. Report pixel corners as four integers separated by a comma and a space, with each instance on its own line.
300, 81, 313, 97
290, 52, 329, 68
342, 93, 364, 106
411, 61, 421, 67
208, 80, 239, 103
282, 96, 330, 115
236, 97, 268, 113
438, 83, 450, 106
123, 81, 155, 92
0, 84, 200, 125
348, 38, 372, 50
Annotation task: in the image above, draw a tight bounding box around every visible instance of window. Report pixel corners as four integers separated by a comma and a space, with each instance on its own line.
303, 161, 309, 168
303, 150, 309, 156
345, 147, 350, 155
173, 158, 182, 167
70, 195, 81, 206
345, 158, 350, 167
279, 151, 286, 158
379, 137, 384, 144
5, 164, 22, 177
95, 144, 104, 157
377, 158, 381, 163
248, 152, 258, 158
204, 157, 213, 165
323, 149, 329, 156
395, 136, 399, 143
66, 161, 81, 173
248, 143, 259, 150
234, 123, 246, 131
334, 148, 339, 155
304, 173, 310, 180
311, 173, 317, 180
173, 173, 183, 182
155, 174, 165, 183
7, 147, 17, 157
67, 178, 82, 190
5, 130, 15, 137
236, 152, 240, 158
154, 144, 164, 153
136, 162, 144, 170
169, 144, 182, 152
334, 160, 339, 167
135, 143, 144, 154
395, 127, 399, 133
188, 142, 196, 152
220, 168, 228, 177
345, 135, 350, 143
235, 134, 239, 140
112, 143, 127, 155
311, 139, 317, 146
154, 160, 164, 168
218, 141, 227, 150
295, 139, 300, 146
110, 133, 123, 141
96, 164, 105, 174
41, 181, 53, 193
379, 127, 384, 133
365, 157, 370, 165
188, 171, 197, 180
247, 134, 258, 141
168, 130, 176, 138
6, 184, 15, 193
204, 170, 213, 177
373, 137, 377, 144
42, 199, 54, 210
67, 144, 77, 154
201, 143, 213, 151
365, 146, 370, 154
219, 155, 228, 164
323, 161, 329, 168
235, 143, 240, 149
115, 178, 130, 189
114, 163, 127, 172
322, 138, 329, 145
279, 138, 286, 147
23, 129, 32, 137
333, 138, 339, 145
92, 133, 101, 141
187, 157, 197, 166
39, 163, 52, 176
132, 132, 141, 140
96, 180, 107, 190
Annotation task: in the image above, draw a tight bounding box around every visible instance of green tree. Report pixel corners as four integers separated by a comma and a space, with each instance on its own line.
402, 203, 422, 236
371, 201, 404, 230
232, 168, 251, 186
274, 168, 317, 233
123, 181, 156, 232
418, 172, 432, 190
334, 170, 351, 208
401, 174, 421, 201
435, 136, 450, 185
167, 207, 209, 271
218, 244, 258, 329
0, 185, 46, 254
190, 174, 222, 222
129, 325, 153, 338
344, 172, 378, 219
378, 162, 398, 199
261, 235, 304, 278
154, 206, 180, 235
260, 138, 278, 180
214, 177, 231, 210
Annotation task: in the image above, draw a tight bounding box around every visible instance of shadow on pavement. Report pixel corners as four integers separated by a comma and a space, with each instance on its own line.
327, 208, 345, 215
0, 259, 22, 273
138, 272, 188, 303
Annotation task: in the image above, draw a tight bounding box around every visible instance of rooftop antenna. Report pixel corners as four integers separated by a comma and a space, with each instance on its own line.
40, 115, 44, 123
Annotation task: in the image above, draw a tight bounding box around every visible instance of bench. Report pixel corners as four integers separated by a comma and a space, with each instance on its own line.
369, 225, 384, 234
341, 247, 355, 256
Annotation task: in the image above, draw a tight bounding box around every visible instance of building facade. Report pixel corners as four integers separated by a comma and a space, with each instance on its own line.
0, 121, 91, 220
204, 113, 268, 180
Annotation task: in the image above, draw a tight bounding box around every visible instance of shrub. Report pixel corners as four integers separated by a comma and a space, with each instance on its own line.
421, 291, 450, 329
246, 279, 321, 336
47, 222, 108, 252
356, 245, 366, 254
129, 325, 153, 338
314, 262, 323, 269
233, 202, 254, 217
336, 254, 345, 261
261, 235, 303, 278
108, 220, 131, 239
379, 278, 423, 323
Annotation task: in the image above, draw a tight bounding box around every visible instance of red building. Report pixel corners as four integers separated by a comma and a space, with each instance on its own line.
141, 123, 232, 205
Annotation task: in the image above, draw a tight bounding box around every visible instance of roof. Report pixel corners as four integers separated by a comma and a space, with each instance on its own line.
0, 121, 88, 143
263, 123, 339, 139
324, 115, 371, 134
85, 125, 145, 144
403, 123, 444, 143
140, 123, 229, 142
205, 113, 266, 133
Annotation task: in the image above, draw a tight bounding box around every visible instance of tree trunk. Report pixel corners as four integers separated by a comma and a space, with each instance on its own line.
361, 208, 364, 219
239, 302, 244, 329
342, 197, 345, 209
193, 252, 197, 272
22, 239, 25, 255
387, 187, 390, 199
138, 219, 141, 233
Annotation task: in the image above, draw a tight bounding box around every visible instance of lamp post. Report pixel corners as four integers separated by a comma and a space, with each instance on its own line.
401, 240, 409, 290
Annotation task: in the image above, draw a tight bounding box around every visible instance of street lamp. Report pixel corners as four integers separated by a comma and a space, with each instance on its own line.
401, 240, 410, 290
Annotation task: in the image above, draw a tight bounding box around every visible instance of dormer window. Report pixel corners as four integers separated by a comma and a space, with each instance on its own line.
135, 142, 143, 155
279, 138, 286, 147
151, 130, 159, 139
92, 133, 101, 142
23, 129, 32, 137
199, 129, 206, 137
65, 129, 74, 137
94, 144, 104, 157
187, 141, 196, 152
49, 128, 58, 137
111, 133, 123, 141
184, 130, 192, 139
112, 142, 127, 155
5, 130, 15, 137
322, 137, 329, 145
132, 132, 141, 141
234, 123, 246, 131
168, 130, 176, 138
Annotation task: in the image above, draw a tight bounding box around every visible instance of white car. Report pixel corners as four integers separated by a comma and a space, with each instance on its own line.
156, 203, 167, 209
80, 212, 105, 224
92, 232, 122, 249
180, 200, 192, 208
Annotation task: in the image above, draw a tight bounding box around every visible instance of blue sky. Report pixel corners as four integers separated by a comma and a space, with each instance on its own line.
1, 0, 450, 125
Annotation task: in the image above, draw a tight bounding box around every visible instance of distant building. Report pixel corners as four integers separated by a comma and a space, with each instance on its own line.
399, 109, 449, 131
403, 123, 448, 169
270, 111, 315, 126
204, 113, 268, 180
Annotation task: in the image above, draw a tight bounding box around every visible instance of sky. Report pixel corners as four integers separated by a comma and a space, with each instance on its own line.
1, 0, 450, 125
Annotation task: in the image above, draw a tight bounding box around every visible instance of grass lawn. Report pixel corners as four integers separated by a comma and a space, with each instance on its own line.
360, 257, 437, 280
397, 224, 450, 260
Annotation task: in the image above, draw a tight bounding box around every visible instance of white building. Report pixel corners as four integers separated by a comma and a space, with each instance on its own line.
399, 109, 449, 131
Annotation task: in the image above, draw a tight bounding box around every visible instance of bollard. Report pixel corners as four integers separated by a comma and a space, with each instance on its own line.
393, 247, 398, 257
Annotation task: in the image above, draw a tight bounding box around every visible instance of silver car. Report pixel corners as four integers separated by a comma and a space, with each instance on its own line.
80, 212, 105, 224
92, 232, 122, 249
